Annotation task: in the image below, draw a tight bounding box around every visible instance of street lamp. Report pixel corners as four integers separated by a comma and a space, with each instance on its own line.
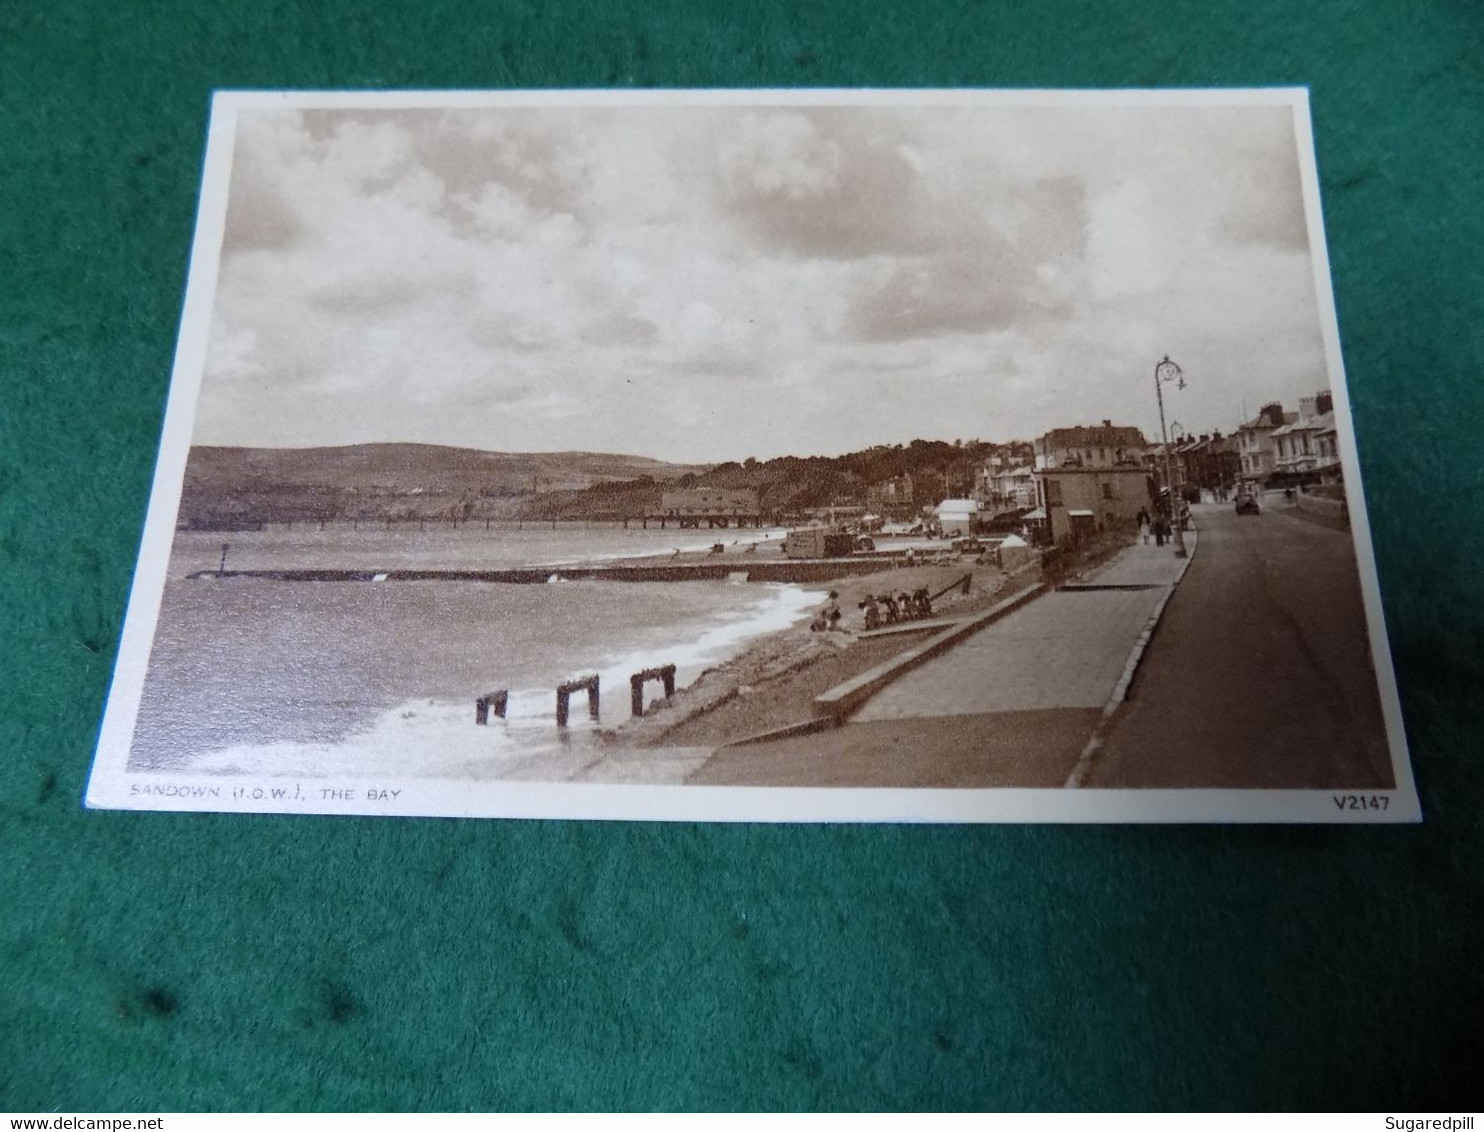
1154, 355, 1188, 558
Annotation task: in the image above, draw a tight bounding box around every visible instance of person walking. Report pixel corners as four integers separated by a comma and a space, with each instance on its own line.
1137, 508, 1151, 545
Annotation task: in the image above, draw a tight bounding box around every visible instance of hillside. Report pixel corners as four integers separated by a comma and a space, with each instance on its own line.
177, 443, 709, 529
534, 439, 1036, 522
184, 443, 705, 495
175, 439, 1035, 530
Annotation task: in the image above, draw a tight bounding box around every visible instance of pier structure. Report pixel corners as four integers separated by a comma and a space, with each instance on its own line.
639, 510, 768, 530
645, 487, 764, 529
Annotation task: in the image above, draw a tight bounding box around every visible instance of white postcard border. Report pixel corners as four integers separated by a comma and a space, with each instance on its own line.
85, 86, 1420, 824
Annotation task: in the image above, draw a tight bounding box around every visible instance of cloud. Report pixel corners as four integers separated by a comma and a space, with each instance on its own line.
714, 110, 931, 259
194, 100, 1333, 462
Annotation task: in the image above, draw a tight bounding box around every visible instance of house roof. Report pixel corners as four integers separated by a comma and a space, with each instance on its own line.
1240, 411, 1298, 431
1037, 425, 1148, 449
1272, 410, 1334, 438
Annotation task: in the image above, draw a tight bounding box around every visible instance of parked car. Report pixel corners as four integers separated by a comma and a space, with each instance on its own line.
1235, 494, 1260, 516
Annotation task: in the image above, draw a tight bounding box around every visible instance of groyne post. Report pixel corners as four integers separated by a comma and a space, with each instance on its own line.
928, 573, 973, 604
556, 674, 600, 727
474, 689, 509, 725
629, 664, 677, 716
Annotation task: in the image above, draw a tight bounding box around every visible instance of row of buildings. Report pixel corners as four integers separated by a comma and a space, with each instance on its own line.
654, 389, 1341, 544
1010, 390, 1343, 543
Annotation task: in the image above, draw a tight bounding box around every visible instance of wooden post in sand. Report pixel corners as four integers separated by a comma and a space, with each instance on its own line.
475, 689, 509, 725
556, 674, 600, 727
629, 664, 677, 717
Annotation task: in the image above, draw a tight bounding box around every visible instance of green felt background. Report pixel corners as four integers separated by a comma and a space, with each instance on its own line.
3, 0, 1482, 1112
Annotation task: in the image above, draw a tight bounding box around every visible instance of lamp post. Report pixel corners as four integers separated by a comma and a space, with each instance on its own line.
1154, 356, 1188, 558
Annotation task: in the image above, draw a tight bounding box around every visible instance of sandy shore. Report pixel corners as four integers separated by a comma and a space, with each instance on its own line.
592, 553, 1043, 752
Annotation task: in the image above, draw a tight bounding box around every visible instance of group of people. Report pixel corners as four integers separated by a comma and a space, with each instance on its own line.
858, 588, 933, 630
807, 586, 937, 633
1136, 507, 1179, 547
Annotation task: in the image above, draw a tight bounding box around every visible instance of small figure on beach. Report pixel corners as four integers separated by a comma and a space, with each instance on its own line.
914, 587, 932, 618
898, 592, 915, 621
823, 590, 843, 631
860, 594, 881, 631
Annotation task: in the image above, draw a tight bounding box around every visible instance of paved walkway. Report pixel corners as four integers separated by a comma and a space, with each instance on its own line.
687, 533, 1200, 789
852, 536, 1195, 720
1079, 534, 1197, 587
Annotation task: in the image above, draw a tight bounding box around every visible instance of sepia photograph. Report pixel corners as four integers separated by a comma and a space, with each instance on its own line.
86, 88, 1417, 822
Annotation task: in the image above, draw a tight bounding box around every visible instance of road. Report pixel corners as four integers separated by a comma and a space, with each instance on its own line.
1084, 501, 1395, 788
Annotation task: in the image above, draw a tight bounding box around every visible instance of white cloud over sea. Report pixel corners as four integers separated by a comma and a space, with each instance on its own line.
199, 99, 1330, 461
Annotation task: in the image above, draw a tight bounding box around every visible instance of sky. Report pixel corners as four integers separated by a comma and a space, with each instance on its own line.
197, 97, 1334, 463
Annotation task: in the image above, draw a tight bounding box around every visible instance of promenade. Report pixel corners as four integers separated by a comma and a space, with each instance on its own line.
688, 533, 1196, 788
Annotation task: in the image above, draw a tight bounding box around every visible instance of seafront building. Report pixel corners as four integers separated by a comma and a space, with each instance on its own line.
1030, 423, 1153, 544
1236, 392, 1340, 487
1270, 392, 1339, 479
1236, 402, 1295, 484
976, 463, 1037, 513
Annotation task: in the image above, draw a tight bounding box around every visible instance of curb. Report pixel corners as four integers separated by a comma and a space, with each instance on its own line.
716, 581, 1050, 749
1063, 528, 1199, 788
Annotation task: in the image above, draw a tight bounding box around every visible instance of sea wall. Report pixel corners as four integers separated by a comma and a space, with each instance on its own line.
189, 556, 911, 585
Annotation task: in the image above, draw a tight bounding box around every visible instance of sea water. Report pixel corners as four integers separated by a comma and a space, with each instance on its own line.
129, 527, 817, 779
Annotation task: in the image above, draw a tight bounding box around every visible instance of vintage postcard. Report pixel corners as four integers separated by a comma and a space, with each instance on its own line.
87, 88, 1418, 822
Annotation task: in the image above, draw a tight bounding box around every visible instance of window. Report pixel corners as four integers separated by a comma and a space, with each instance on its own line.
1101, 482, 1114, 500
1045, 479, 1063, 506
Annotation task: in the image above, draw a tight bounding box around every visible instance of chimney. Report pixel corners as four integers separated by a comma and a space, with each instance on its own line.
1299, 396, 1317, 420
1101, 419, 1112, 428
1316, 390, 1333, 415
1261, 402, 1285, 427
